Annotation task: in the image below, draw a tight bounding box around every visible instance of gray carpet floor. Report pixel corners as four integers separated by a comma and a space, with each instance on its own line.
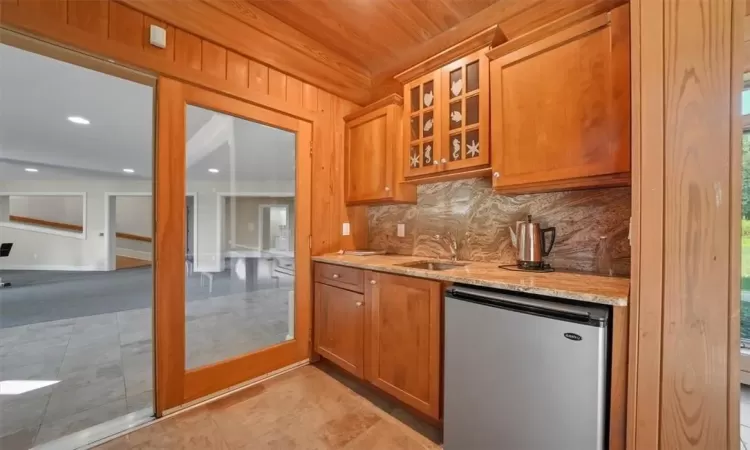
0, 263, 289, 328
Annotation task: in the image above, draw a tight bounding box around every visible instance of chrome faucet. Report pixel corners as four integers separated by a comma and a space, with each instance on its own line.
434, 232, 458, 261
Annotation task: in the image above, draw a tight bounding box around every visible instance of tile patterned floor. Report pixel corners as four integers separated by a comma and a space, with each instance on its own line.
95, 364, 441, 450
0, 288, 290, 449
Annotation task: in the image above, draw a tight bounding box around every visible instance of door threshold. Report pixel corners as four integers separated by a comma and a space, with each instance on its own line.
32, 408, 154, 450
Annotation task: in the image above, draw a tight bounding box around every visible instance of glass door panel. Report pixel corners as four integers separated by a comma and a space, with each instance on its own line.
154, 77, 312, 411
184, 105, 296, 370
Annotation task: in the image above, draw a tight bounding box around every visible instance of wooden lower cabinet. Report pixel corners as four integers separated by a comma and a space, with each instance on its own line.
364, 271, 442, 420
313, 264, 443, 421
314, 282, 365, 378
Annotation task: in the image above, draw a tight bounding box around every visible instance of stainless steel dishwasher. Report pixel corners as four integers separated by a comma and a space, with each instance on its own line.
444, 285, 610, 450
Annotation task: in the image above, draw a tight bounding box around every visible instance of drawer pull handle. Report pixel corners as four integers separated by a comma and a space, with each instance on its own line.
332, 274, 340, 279
370, 280, 377, 285
493, 172, 500, 178
356, 301, 363, 307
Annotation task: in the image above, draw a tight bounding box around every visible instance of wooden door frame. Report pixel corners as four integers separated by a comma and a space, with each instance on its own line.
626, 1, 743, 449
155, 76, 314, 413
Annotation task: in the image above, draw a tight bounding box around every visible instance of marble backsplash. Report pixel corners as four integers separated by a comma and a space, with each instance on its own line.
368, 178, 631, 276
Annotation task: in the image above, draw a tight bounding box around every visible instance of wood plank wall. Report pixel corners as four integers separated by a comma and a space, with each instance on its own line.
0, 0, 368, 255
628, 0, 743, 448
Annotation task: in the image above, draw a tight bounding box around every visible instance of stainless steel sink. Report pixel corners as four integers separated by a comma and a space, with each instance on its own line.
397, 260, 468, 271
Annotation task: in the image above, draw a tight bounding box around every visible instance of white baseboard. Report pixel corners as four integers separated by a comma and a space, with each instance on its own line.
0, 264, 100, 271
116, 248, 152, 261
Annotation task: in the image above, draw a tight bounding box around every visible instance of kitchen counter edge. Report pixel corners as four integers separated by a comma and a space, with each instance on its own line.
312, 254, 629, 307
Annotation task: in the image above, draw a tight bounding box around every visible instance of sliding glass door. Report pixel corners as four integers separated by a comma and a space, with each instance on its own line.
154, 78, 312, 411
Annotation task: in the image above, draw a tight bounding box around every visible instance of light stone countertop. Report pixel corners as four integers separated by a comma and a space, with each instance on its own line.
313, 254, 629, 307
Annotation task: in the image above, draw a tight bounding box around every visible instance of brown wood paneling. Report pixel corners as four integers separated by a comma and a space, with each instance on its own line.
174, 28, 201, 71
201, 0, 367, 90
154, 76, 186, 414
302, 82, 318, 111
118, 0, 369, 104
16, 0, 67, 23
108, 2, 142, 49
268, 68, 287, 100
610, 305, 628, 450
200, 39, 226, 80
68, 0, 108, 38
660, 0, 732, 446
628, 0, 742, 448
142, 15, 175, 60
285, 76, 303, 107
247, 59, 269, 94
225, 50, 248, 89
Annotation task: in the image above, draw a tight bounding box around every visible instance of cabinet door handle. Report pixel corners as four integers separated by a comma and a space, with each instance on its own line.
385, 186, 390, 192
493, 172, 500, 178
332, 273, 340, 279
441, 158, 447, 164
355, 301, 363, 307
433, 160, 439, 165
370, 280, 377, 285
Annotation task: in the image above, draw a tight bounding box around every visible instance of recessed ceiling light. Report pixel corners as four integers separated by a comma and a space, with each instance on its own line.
67, 116, 90, 125
208, 168, 220, 173
123, 168, 135, 174
24, 168, 38, 173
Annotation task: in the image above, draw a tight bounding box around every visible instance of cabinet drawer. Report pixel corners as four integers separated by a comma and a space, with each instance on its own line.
315, 263, 364, 292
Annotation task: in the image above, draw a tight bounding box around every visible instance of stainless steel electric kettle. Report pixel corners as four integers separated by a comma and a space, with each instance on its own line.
508, 215, 556, 269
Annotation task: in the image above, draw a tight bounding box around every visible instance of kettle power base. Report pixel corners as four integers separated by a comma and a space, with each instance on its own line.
499, 263, 555, 273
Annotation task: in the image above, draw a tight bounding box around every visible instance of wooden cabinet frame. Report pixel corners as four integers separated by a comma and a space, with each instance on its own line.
403, 70, 443, 178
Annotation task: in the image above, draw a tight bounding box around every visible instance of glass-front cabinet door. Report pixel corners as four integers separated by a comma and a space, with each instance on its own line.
403, 70, 442, 178
440, 48, 490, 173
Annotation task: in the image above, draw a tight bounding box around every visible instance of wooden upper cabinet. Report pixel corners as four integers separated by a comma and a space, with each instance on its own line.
403, 70, 442, 178
314, 282, 365, 378
487, 4, 631, 194
364, 271, 442, 420
401, 48, 490, 181
439, 49, 490, 173
345, 94, 416, 205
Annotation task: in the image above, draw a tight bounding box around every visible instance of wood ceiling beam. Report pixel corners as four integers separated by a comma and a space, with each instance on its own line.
118, 0, 372, 104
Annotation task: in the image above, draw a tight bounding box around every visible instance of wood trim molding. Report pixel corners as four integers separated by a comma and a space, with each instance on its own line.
394, 27, 496, 84
8, 215, 152, 242
343, 94, 402, 122
486, 0, 618, 60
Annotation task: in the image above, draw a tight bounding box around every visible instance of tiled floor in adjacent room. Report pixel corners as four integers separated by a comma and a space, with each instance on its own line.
0, 287, 290, 449
95, 364, 441, 450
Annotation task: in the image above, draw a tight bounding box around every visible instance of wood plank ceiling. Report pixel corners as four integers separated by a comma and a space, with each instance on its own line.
247, 0, 496, 74
240, 0, 599, 99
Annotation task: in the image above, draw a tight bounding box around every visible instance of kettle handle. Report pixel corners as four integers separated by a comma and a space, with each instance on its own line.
541, 227, 556, 257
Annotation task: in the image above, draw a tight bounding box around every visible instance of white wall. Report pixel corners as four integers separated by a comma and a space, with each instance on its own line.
0, 177, 294, 271
9, 195, 84, 226
222, 197, 295, 251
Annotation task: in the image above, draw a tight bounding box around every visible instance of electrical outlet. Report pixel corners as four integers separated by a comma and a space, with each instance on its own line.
342, 222, 350, 236
397, 223, 406, 237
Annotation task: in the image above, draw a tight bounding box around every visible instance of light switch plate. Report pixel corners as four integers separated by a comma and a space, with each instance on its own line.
397, 223, 405, 237
149, 24, 167, 49
342, 222, 350, 236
